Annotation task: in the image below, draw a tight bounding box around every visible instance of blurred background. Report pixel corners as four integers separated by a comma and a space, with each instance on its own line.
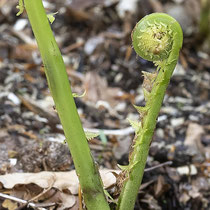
0, 0, 209, 209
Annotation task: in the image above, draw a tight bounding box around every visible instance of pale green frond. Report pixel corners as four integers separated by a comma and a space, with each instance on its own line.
72, 90, 86, 98
47, 12, 58, 24
133, 105, 148, 115
142, 71, 157, 83
117, 164, 129, 171
85, 131, 99, 141
104, 189, 116, 203
127, 118, 141, 134
143, 88, 150, 102
99, 130, 108, 144
16, 0, 24, 16
118, 161, 138, 172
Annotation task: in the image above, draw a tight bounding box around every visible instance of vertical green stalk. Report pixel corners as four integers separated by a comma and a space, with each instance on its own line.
22, 0, 109, 209
198, 0, 210, 50
117, 13, 183, 210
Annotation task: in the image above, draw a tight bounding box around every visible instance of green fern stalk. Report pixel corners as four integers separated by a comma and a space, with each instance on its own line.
20, 1, 109, 209
117, 13, 183, 210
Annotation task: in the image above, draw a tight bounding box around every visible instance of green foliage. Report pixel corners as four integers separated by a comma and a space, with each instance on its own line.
117, 160, 138, 172
117, 13, 183, 210
16, 0, 24, 16
127, 118, 141, 135
117, 164, 129, 171
104, 189, 116, 203
72, 90, 86, 98
23, 1, 110, 209
17, 4, 183, 209
47, 12, 58, 24
85, 131, 99, 141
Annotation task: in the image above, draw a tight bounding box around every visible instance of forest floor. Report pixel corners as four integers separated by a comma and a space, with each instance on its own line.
0, 0, 209, 209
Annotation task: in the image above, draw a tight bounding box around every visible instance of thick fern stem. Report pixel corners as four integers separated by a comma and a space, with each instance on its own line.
117, 13, 183, 210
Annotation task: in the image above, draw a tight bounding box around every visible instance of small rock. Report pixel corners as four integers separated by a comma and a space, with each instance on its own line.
9, 158, 17, 166
161, 106, 178, 116
177, 164, 197, 175
84, 36, 104, 55
116, 0, 138, 18
14, 19, 28, 31
189, 115, 199, 121
7, 93, 20, 105
115, 102, 126, 112
158, 115, 167, 122
193, 177, 209, 191
170, 117, 184, 127
156, 128, 164, 139
173, 63, 185, 76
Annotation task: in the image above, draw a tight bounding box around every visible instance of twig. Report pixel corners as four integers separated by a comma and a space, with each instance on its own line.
29, 182, 55, 203
84, 127, 134, 136
47, 127, 135, 143
78, 184, 83, 210
144, 161, 173, 172
0, 192, 55, 209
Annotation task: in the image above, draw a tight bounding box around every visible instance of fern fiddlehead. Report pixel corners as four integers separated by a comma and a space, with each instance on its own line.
117, 13, 183, 210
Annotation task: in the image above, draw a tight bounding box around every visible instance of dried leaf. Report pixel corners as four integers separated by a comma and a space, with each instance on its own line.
2, 199, 18, 210
142, 71, 157, 93
0, 169, 120, 192
0, 169, 120, 209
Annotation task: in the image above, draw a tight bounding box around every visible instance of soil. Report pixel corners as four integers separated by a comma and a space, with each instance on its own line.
0, 0, 209, 209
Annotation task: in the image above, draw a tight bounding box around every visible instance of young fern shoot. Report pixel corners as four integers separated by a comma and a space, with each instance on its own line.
117, 13, 183, 210
18, 1, 110, 210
